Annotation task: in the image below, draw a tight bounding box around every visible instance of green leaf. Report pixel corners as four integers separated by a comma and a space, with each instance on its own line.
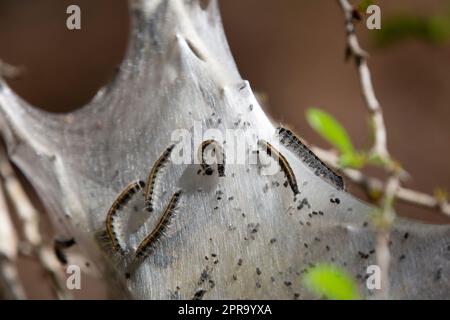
306, 108, 354, 155
302, 264, 361, 300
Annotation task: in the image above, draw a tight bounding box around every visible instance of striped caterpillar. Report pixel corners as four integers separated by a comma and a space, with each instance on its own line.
124, 190, 183, 278
276, 127, 345, 190
257, 139, 300, 196
136, 190, 182, 259
144, 143, 176, 213
97, 144, 184, 278
96, 180, 146, 256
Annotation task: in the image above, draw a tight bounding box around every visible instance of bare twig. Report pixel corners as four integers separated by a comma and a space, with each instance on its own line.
396, 188, 450, 216
334, 1, 448, 215
376, 173, 399, 299
0, 180, 26, 299
335, 0, 410, 299
0, 145, 71, 299
337, 0, 389, 160
312, 147, 450, 217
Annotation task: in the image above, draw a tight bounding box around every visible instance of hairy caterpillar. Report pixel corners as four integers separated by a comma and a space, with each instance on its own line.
136, 190, 183, 259
96, 180, 146, 255
276, 127, 344, 190
144, 144, 176, 213
123, 190, 183, 279
257, 139, 299, 196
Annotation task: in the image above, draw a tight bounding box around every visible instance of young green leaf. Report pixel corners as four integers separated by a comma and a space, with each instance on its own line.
302, 264, 361, 300
306, 108, 354, 155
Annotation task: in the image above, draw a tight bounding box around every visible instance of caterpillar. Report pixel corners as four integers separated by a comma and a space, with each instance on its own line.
276, 127, 345, 190
97, 180, 146, 255
144, 144, 176, 213
135, 190, 183, 259
257, 139, 299, 196
198, 139, 226, 177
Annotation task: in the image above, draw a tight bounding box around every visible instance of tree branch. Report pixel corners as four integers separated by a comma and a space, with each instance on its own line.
0, 179, 26, 299
337, 0, 389, 160
312, 147, 450, 218
0, 145, 71, 299
335, 0, 450, 298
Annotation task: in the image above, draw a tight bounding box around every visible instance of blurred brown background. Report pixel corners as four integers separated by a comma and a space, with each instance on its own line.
0, 0, 449, 299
